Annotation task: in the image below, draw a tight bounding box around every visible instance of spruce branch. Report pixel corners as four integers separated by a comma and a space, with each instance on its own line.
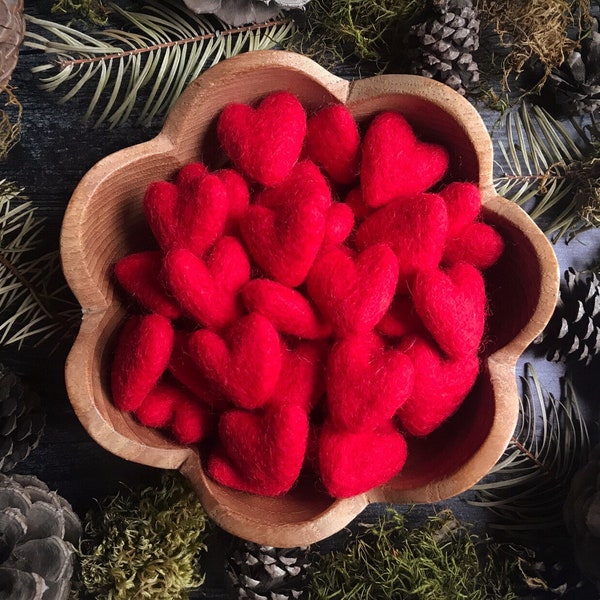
25, 0, 296, 127
469, 363, 592, 539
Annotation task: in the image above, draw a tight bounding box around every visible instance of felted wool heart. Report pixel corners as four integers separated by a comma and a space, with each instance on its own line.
241, 279, 331, 339
163, 236, 250, 329
412, 262, 486, 358
318, 422, 408, 498
439, 181, 481, 238
443, 222, 504, 270
175, 161, 208, 190
355, 193, 448, 289
273, 340, 327, 412
208, 404, 309, 496
241, 161, 330, 287
396, 335, 479, 436
327, 332, 414, 431
376, 296, 424, 339
143, 173, 229, 256
360, 111, 449, 208
345, 188, 373, 221
135, 383, 177, 428
323, 202, 355, 250
307, 244, 399, 336
114, 251, 181, 319
168, 332, 227, 412
217, 91, 307, 187
111, 314, 174, 412
306, 104, 361, 185
188, 313, 282, 410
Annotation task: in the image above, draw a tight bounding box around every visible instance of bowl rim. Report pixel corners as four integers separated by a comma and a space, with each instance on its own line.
61, 50, 560, 546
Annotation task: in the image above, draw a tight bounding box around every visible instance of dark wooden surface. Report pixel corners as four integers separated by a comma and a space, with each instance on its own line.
3, 4, 600, 599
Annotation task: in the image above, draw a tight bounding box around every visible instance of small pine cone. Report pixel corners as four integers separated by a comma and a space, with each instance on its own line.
409, 0, 480, 95
543, 17, 600, 116
0, 0, 24, 89
0, 365, 45, 473
535, 268, 600, 366
226, 540, 310, 600
0, 473, 82, 599
564, 443, 600, 592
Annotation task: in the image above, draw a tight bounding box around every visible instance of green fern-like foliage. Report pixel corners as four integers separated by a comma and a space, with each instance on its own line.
495, 102, 600, 242
25, 0, 296, 127
0, 180, 78, 348
469, 363, 591, 538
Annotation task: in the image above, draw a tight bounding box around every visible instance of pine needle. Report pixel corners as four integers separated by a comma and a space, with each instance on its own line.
468, 363, 591, 539
25, 0, 296, 127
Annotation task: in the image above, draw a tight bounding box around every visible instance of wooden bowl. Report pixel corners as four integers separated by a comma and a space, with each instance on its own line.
61, 50, 559, 547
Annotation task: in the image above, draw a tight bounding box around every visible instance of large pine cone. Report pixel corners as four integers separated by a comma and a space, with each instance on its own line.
564, 443, 600, 592
0, 365, 45, 473
542, 17, 600, 116
535, 268, 600, 366
182, 0, 309, 26
408, 0, 479, 95
0, 0, 24, 90
0, 473, 81, 599
226, 541, 310, 600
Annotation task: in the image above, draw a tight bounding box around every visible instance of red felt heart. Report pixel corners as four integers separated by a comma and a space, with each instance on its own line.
439, 181, 481, 238
360, 111, 449, 208
143, 173, 229, 256
163, 236, 250, 329
273, 340, 327, 411
241, 161, 330, 287
175, 162, 209, 190
318, 422, 408, 498
323, 202, 355, 250
443, 222, 504, 270
168, 331, 227, 412
345, 187, 373, 221
241, 279, 331, 339
396, 335, 479, 436
208, 404, 309, 496
412, 263, 486, 358
114, 251, 181, 319
355, 193, 448, 289
306, 104, 361, 185
188, 313, 282, 410
217, 91, 307, 187
376, 295, 424, 339
307, 244, 399, 335
111, 314, 174, 412
327, 332, 413, 431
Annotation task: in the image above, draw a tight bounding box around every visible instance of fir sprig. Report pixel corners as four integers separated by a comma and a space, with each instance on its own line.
25, 0, 296, 127
469, 363, 591, 538
0, 181, 78, 348
495, 102, 600, 241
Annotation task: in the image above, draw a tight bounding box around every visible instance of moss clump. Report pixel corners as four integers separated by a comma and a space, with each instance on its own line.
289, 0, 427, 69
308, 509, 517, 600
77, 473, 207, 600
51, 0, 109, 26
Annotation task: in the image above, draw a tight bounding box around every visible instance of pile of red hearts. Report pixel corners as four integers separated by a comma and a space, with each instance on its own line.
110, 91, 504, 499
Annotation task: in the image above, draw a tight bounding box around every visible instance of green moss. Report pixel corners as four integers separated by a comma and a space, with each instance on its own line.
308, 509, 517, 600
77, 473, 207, 600
51, 0, 109, 26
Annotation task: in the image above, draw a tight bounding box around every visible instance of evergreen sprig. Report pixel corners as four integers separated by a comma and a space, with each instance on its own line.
495, 102, 600, 241
25, 0, 296, 127
469, 363, 592, 538
0, 180, 78, 348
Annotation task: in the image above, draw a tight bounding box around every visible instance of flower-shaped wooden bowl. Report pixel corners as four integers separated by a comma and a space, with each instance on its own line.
61, 50, 559, 547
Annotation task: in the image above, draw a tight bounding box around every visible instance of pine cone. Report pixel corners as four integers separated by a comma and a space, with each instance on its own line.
182, 0, 309, 26
0, 0, 24, 90
0, 365, 45, 473
0, 473, 81, 599
563, 443, 600, 592
535, 268, 600, 366
226, 541, 310, 600
542, 17, 600, 116
408, 0, 480, 95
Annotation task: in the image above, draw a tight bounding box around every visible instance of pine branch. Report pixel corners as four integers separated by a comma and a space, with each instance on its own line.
468, 363, 592, 539
24, 0, 296, 127
494, 102, 600, 242
0, 181, 79, 349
